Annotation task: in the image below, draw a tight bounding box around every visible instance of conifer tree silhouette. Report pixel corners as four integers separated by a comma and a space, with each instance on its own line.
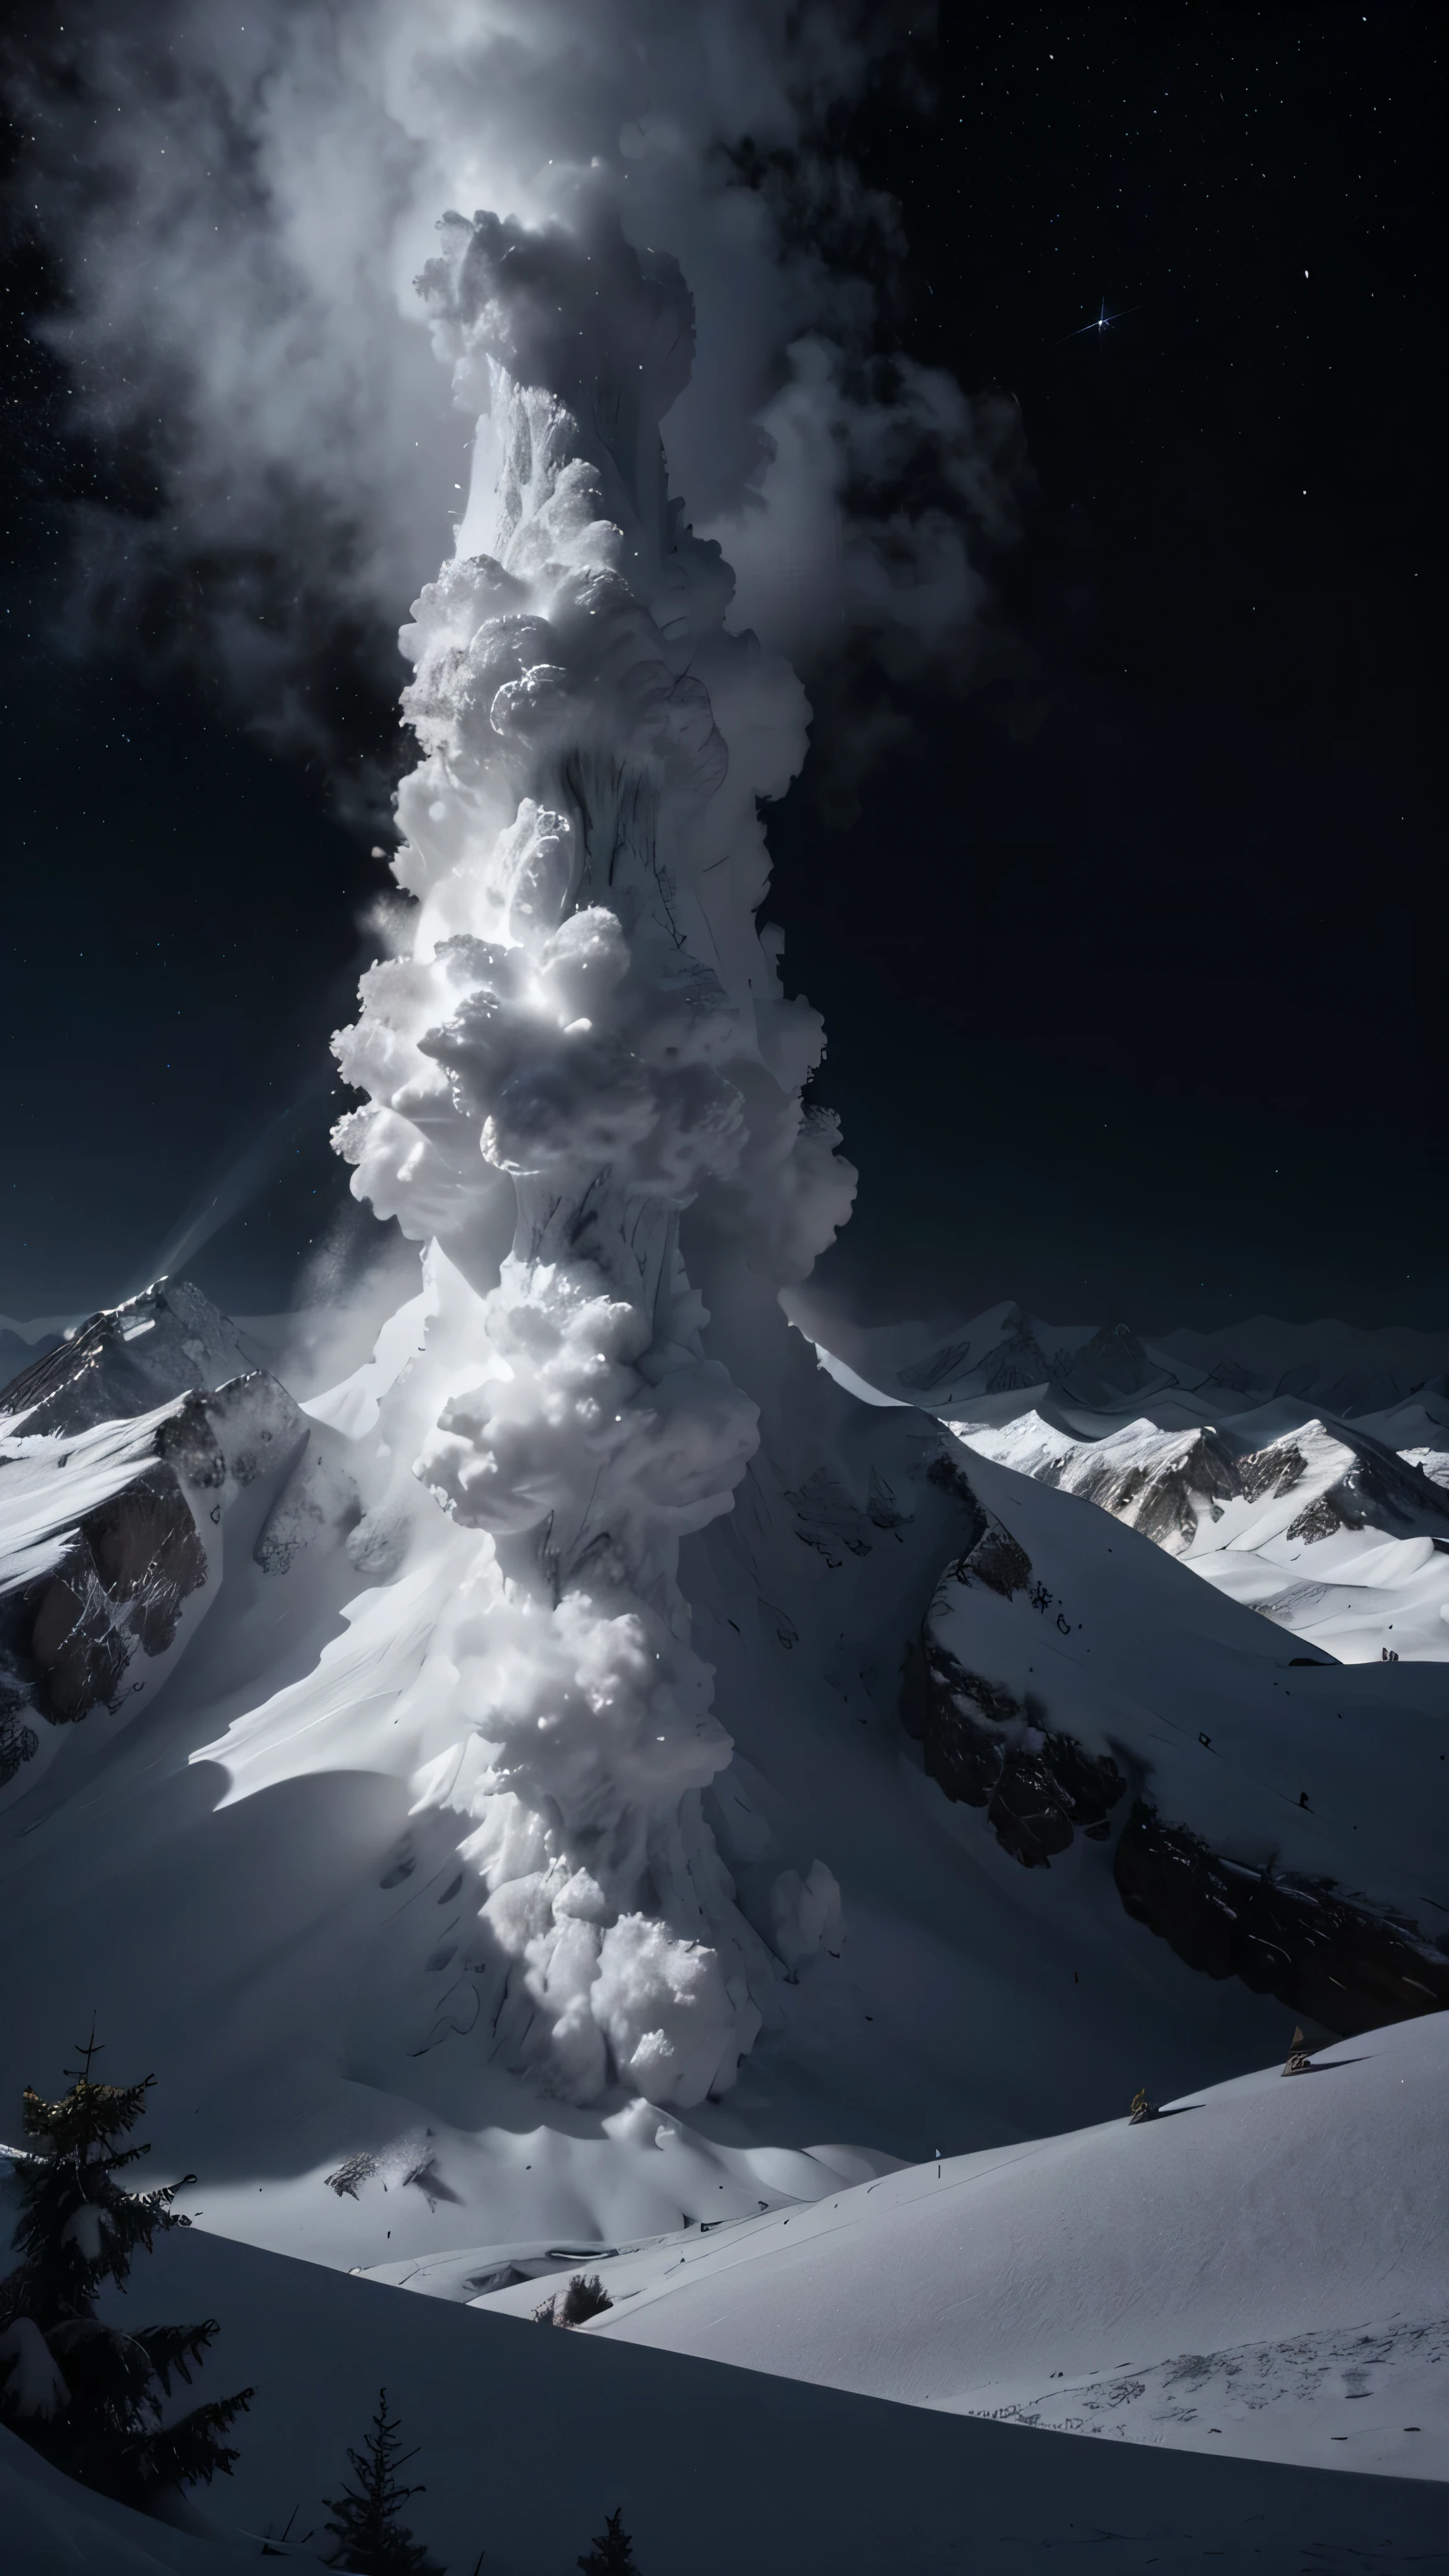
577, 2505, 638, 2573
533, 2272, 614, 2327
0, 2026, 252, 2506
322, 2385, 445, 2573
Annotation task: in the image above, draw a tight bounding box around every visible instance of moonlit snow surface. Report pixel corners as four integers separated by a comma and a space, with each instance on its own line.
472, 2011, 1449, 2482
9, 2193, 1449, 2576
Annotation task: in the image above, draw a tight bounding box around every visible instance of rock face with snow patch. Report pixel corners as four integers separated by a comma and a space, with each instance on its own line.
952, 1405, 1449, 1663
1111, 1803, 1449, 2033
0, 1280, 305, 1805
0, 1277, 264, 1434
905, 1437, 1449, 2034
901, 1460, 1125, 1867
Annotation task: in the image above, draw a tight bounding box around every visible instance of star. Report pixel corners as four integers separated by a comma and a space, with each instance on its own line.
1057, 296, 1141, 344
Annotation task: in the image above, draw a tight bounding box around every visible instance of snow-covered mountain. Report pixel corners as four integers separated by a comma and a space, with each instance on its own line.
805, 1298, 1449, 1422
0, 1280, 308, 1808
4, 1275, 1446, 2215
794, 1295, 1449, 1664
3, 191, 1446, 2572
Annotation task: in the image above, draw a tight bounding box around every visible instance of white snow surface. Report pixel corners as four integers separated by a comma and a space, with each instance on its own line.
791, 1295, 1449, 1662
8, 2187, 1449, 2574
469, 2012, 1448, 2484
0, 1401, 193, 1598
955, 1406, 1449, 1664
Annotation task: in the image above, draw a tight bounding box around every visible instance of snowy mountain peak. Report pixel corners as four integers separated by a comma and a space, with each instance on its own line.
0, 1276, 264, 1439
0, 1279, 306, 1812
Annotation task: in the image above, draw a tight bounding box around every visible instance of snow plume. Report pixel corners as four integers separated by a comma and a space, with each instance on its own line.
203, 199, 851, 2109
8, 0, 1015, 769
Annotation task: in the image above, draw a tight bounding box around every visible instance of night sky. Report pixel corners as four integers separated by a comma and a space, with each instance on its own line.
1, 3, 1443, 1335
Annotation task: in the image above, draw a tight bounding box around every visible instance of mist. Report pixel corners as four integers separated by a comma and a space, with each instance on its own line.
6, 0, 1010, 771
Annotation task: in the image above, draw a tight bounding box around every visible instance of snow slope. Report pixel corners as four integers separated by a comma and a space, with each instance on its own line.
3, 1284, 1447, 2270
0, 2426, 269, 2575
48, 2208, 1449, 2572
3, 1288, 1443, 2555
956, 1404, 1449, 1665
793, 1295, 1449, 1663
472, 2012, 1449, 2485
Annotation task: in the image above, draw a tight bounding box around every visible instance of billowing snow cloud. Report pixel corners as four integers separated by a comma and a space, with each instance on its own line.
197, 194, 854, 2108
8, 0, 1016, 769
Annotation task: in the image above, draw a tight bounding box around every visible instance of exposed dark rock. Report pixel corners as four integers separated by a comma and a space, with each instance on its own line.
86, 1472, 207, 1653
0, 1282, 308, 1796
1235, 1441, 1306, 1504
1225, 1425, 1449, 1543
0, 1705, 40, 1788
0, 1277, 260, 1433
902, 1623, 1125, 1870
866, 1465, 912, 1532
1113, 1801, 1449, 2035
26, 1548, 133, 1722
924, 1451, 989, 1548
951, 1518, 1033, 1599
21, 1468, 209, 1723
1285, 1491, 1356, 1545
786, 1466, 874, 1567
1063, 1427, 1240, 1553
0, 1326, 64, 1386
1329, 1432, 1449, 1530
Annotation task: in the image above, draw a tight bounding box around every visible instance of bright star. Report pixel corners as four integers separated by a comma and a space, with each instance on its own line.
1058, 297, 1141, 345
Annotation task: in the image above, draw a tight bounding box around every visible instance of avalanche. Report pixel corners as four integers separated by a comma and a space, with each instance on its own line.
2, 179, 1447, 2576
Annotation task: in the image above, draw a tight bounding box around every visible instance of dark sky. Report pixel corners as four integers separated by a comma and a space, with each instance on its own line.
1, 2, 1443, 1335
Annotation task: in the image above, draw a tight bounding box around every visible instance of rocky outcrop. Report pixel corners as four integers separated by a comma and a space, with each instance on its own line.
16, 1461, 207, 1731
1049, 1424, 1241, 1553
1113, 1802, 1449, 2034
0, 1277, 264, 1435
906, 1443, 1449, 2033
0, 1282, 307, 1804
905, 1640, 1126, 1869
902, 1500, 1125, 1870
965, 1411, 1449, 1573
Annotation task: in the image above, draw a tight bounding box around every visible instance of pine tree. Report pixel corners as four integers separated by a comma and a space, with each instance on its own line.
534, 2272, 614, 2328
0, 2029, 252, 2506
322, 2385, 446, 2574
577, 2506, 638, 2573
